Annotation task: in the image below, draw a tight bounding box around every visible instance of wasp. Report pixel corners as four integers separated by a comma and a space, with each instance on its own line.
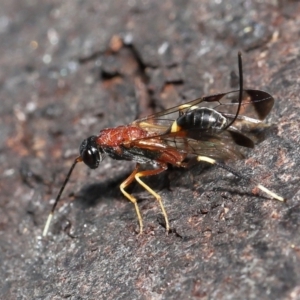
43, 53, 285, 236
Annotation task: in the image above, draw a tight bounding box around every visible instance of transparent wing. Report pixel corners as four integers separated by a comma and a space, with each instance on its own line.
128, 130, 245, 162
134, 89, 274, 136
128, 89, 274, 162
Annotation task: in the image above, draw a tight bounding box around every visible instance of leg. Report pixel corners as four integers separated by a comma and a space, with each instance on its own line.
120, 164, 144, 234
134, 164, 170, 232
196, 155, 285, 202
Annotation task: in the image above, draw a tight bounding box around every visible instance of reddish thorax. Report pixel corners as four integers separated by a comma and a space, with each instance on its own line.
95, 125, 187, 165
96, 125, 150, 147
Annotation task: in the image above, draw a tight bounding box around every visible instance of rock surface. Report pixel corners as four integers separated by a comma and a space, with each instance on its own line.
1, 1, 300, 299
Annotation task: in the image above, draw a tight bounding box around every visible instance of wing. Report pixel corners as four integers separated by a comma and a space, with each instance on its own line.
128, 89, 274, 162
134, 89, 274, 135
128, 130, 245, 162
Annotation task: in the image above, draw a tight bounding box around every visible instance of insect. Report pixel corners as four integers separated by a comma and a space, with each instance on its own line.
42, 53, 285, 237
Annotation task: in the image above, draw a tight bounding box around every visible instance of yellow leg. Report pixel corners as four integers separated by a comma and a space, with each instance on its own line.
134, 164, 169, 232
120, 164, 144, 234
120, 164, 169, 233
196, 155, 285, 202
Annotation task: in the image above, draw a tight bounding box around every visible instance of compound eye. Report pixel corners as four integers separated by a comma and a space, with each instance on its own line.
81, 147, 100, 169
79, 136, 101, 169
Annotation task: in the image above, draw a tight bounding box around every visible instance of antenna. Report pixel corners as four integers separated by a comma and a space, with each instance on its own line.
42, 156, 82, 236
224, 51, 243, 129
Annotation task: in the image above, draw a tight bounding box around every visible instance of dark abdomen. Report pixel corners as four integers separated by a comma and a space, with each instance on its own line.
176, 108, 227, 132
